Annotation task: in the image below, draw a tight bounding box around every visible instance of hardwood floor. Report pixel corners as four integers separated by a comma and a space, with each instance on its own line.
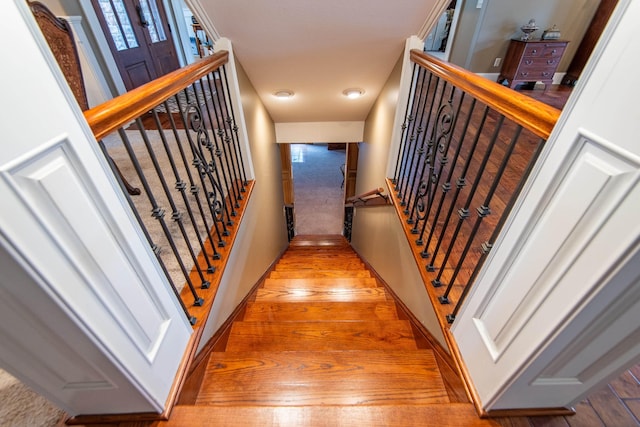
156, 235, 498, 426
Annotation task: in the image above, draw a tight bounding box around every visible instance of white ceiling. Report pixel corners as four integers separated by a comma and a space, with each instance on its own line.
196, 0, 447, 123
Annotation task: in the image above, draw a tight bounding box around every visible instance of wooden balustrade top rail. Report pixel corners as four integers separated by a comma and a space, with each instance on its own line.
410, 49, 560, 140
84, 51, 229, 140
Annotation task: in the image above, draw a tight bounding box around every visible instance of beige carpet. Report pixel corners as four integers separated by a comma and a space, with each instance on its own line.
291, 143, 346, 235
0, 369, 63, 426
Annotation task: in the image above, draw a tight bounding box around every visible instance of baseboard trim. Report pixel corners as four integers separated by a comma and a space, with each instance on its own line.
476, 72, 566, 86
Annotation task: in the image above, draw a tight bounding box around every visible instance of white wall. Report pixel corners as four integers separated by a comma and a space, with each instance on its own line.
351, 54, 447, 350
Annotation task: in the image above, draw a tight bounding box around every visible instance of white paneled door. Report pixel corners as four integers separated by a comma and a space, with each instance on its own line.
452, 0, 640, 412
0, 1, 192, 416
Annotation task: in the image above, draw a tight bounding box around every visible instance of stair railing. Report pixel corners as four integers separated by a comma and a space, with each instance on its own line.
343, 187, 391, 241
84, 51, 251, 326
389, 50, 560, 324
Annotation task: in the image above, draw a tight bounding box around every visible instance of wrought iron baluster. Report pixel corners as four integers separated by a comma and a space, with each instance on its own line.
401, 71, 435, 211
135, 119, 211, 290
446, 136, 545, 323
407, 79, 447, 226
432, 114, 506, 291
150, 109, 217, 274
177, 89, 232, 237
220, 64, 248, 189
397, 67, 428, 203
163, 99, 221, 261
116, 128, 203, 306
220, 65, 247, 192
199, 77, 241, 215
422, 95, 473, 258
393, 63, 419, 185
188, 80, 238, 221
416, 87, 465, 246
172, 94, 227, 246
427, 104, 490, 277
409, 81, 455, 235
98, 138, 197, 325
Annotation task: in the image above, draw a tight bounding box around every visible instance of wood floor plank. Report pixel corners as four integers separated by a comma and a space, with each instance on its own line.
225, 320, 418, 351
610, 370, 640, 399
587, 386, 640, 427
196, 350, 449, 406
243, 302, 399, 321
255, 287, 388, 303
263, 277, 378, 289
160, 404, 501, 427
625, 399, 640, 423
528, 416, 569, 427
494, 416, 532, 427
565, 400, 606, 427
269, 270, 371, 279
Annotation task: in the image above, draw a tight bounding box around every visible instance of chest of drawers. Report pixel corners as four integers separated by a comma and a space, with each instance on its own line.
498, 39, 568, 90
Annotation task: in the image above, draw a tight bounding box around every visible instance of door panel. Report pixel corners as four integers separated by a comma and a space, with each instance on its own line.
92, 0, 178, 90
138, 0, 179, 76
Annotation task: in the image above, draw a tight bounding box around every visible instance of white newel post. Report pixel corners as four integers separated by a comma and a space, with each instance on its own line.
452, 0, 640, 412
0, 0, 193, 416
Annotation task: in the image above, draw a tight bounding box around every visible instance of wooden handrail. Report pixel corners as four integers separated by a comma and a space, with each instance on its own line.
84, 51, 229, 140
410, 49, 560, 140
346, 187, 385, 203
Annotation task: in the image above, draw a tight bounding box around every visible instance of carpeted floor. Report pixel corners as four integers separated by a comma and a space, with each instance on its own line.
0, 369, 63, 426
291, 143, 346, 235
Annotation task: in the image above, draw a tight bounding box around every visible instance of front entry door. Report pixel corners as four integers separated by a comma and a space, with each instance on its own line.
91, 0, 180, 90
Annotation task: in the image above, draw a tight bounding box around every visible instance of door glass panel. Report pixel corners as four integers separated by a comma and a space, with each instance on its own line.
98, 0, 138, 50
140, 0, 167, 43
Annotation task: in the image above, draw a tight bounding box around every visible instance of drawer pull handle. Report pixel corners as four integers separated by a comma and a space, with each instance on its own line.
525, 60, 533, 65
542, 72, 550, 77
547, 60, 555, 64
551, 49, 557, 54
531, 49, 538, 54
521, 72, 529, 77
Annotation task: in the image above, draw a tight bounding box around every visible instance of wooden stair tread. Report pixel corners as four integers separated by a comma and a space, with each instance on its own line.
263, 277, 378, 289
226, 320, 418, 351
269, 270, 371, 279
244, 302, 399, 321
275, 261, 365, 271
289, 235, 349, 247
160, 404, 499, 426
196, 350, 449, 406
255, 287, 388, 303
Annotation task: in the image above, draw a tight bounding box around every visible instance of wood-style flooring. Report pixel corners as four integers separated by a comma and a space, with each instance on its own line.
158, 235, 498, 426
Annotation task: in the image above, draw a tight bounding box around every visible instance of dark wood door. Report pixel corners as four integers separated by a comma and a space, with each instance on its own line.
91, 0, 180, 90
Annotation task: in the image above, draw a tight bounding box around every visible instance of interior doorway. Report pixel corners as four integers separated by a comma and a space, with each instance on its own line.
423, 0, 460, 61
290, 143, 346, 235
90, 0, 180, 90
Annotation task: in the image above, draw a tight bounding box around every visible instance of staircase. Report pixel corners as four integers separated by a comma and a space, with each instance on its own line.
161, 235, 498, 426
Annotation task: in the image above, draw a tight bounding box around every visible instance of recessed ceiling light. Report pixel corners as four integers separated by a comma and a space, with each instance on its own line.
343, 88, 364, 99
274, 90, 294, 98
